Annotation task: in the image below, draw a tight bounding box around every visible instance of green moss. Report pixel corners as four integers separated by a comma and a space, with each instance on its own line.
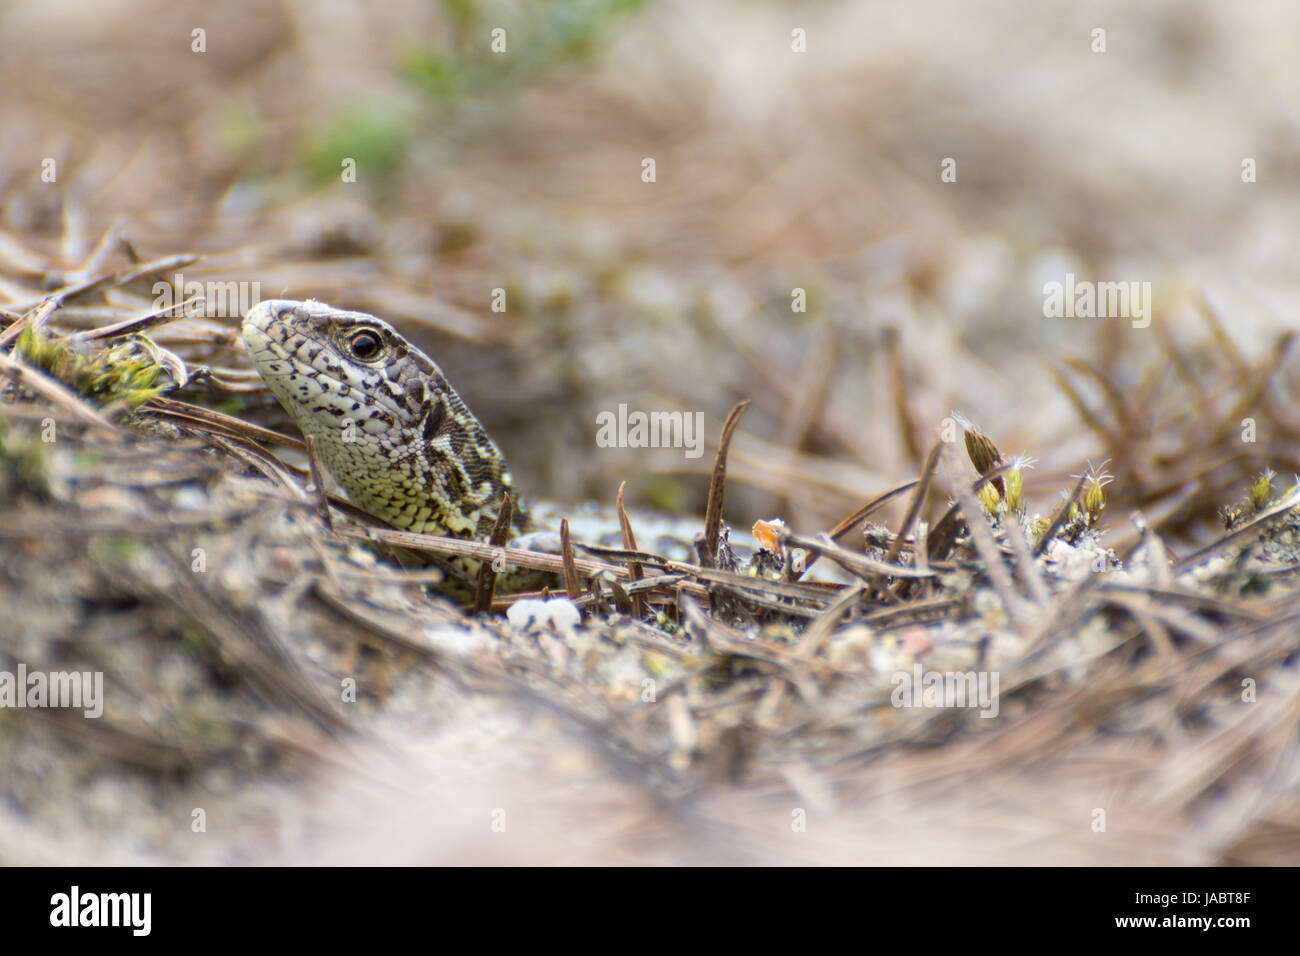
179, 626, 210, 657
398, 0, 653, 104
303, 104, 412, 190
1250, 469, 1275, 512
0, 412, 51, 499
642, 652, 669, 678
15, 324, 166, 410
89, 535, 140, 565
643, 475, 690, 515
215, 98, 267, 169
654, 609, 678, 634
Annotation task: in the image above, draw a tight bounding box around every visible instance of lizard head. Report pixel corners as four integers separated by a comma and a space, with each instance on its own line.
241, 299, 527, 539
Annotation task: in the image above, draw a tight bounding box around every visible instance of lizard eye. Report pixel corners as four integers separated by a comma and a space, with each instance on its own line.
347, 329, 383, 361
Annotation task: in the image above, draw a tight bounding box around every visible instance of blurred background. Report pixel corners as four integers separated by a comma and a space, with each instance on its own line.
4, 0, 1300, 548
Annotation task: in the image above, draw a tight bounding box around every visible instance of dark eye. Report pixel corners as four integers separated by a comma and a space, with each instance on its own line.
348, 330, 383, 361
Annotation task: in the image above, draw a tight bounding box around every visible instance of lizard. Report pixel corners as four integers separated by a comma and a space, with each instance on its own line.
241, 298, 530, 543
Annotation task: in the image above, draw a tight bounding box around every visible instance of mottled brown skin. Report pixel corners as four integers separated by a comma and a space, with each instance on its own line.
242, 299, 529, 539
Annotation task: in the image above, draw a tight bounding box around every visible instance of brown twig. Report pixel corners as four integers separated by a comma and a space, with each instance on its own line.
885, 441, 942, 566
141, 397, 308, 451
701, 400, 749, 568
6, 252, 201, 313
794, 479, 919, 579
942, 446, 1026, 630
794, 583, 865, 661
1033, 469, 1090, 556
303, 434, 336, 532
616, 480, 646, 619
0, 295, 62, 350
70, 293, 205, 342
473, 492, 514, 614
559, 517, 582, 600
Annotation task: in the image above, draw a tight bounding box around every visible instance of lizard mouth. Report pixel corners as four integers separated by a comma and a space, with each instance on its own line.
240, 300, 303, 371
239, 304, 280, 364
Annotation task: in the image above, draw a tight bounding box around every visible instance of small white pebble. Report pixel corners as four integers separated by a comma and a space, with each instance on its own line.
507, 598, 581, 635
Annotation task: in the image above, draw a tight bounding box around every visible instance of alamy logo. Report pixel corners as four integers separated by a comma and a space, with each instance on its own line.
0, 664, 103, 718
595, 404, 705, 459
152, 272, 261, 319
50, 886, 150, 936
1042, 273, 1151, 329
890, 664, 999, 718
